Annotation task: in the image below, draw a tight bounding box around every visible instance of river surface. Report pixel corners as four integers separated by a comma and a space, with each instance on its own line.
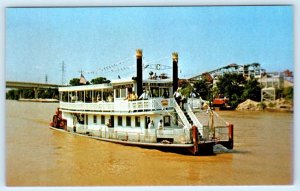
5, 100, 293, 186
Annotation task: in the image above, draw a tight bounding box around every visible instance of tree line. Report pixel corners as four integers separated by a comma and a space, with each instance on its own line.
6, 88, 58, 100
6, 75, 293, 106
6, 77, 110, 100
69, 77, 110, 86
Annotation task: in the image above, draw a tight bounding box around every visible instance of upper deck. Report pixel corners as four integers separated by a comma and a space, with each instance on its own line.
60, 97, 175, 113
58, 49, 178, 114
58, 78, 175, 113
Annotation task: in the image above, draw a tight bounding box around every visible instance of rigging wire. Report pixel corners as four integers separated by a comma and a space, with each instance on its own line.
78, 55, 175, 80
78, 56, 135, 78
143, 56, 169, 65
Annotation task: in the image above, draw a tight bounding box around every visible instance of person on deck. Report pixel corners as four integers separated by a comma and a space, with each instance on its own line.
97, 94, 101, 102
124, 91, 133, 101
131, 91, 138, 101
146, 118, 150, 130
148, 120, 154, 129
139, 90, 149, 100
157, 119, 163, 130
173, 89, 182, 107
107, 94, 113, 102
106, 119, 112, 128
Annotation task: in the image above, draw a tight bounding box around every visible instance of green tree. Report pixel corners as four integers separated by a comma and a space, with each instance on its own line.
69, 77, 90, 86
90, 77, 110, 84
216, 73, 246, 108
194, 79, 211, 100
283, 86, 293, 100
178, 79, 190, 89
241, 77, 261, 101
180, 83, 193, 97
69, 78, 81, 86
6, 89, 19, 100
38, 88, 58, 99
23, 89, 34, 99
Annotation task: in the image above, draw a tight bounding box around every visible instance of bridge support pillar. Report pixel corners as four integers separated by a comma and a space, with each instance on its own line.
34, 88, 38, 99
19, 90, 23, 100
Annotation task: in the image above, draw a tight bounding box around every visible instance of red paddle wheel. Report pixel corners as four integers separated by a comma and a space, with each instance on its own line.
50, 108, 67, 130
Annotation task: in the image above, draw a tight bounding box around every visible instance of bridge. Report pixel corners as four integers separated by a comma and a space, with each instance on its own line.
6, 81, 65, 99
6, 81, 63, 89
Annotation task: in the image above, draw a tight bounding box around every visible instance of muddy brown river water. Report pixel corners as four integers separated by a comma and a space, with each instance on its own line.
5, 100, 293, 186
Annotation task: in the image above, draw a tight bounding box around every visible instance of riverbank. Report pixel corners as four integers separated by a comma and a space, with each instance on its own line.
236, 98, 293, 112
18, 98, 59, 103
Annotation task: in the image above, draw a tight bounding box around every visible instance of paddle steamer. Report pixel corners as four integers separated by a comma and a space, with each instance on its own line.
50, 50, 233, 155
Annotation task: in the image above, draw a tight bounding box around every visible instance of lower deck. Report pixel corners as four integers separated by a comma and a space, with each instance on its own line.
49, 125, 217, 155
59, 106, 231, 142
66, 119, 192, 144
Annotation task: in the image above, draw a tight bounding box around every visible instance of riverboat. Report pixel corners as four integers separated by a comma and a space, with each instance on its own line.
50, 50, 234, 155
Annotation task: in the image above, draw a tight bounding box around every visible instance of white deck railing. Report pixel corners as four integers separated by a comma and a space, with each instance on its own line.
186, 103, 203, 128
60, 98, 175, 112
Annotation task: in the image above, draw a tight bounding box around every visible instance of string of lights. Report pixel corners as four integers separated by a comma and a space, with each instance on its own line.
78, 55, 176, 79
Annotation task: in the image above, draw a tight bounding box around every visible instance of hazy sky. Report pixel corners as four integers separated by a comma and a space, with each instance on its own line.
5, 6, 293, 84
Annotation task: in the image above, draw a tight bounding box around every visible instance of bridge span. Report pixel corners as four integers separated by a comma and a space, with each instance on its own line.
6, 81, 63, 89
6, 81, 65, 99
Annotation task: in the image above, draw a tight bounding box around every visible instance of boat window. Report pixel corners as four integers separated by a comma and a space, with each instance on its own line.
77, 91, 84, 102
103, 90, 113, 102
61, 92, 68, 102
135, 117, 141, 127
118, 116, 122, 126
86, 115, 89, 124
94, 91, 100, 102
151, 87, 159, 97
161, 88, 170, 98
115, 89, 120, 98
85, 91, 92, 103
93, 115, 97, 124
101, 116, 105, 125
78, 114, 85, 124
115, 88, 126, 99
70, 92, 77, 102
120, 88, 126, 98
126, 116, 131, 126
163, 116, 171, 126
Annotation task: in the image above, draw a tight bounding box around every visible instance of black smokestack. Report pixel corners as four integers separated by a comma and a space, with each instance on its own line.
172, 52, 179, 92
136, 49, 143, 96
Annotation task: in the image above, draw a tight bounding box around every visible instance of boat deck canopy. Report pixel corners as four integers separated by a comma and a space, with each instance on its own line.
59, 83, 113, 92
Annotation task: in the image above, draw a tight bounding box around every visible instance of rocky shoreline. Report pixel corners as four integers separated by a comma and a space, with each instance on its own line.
236, 98, 293, 112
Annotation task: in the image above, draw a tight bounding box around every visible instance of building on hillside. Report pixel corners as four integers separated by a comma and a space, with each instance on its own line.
260, 70, 293, 101
188, 63, 293, 102
189, 63, 265, 82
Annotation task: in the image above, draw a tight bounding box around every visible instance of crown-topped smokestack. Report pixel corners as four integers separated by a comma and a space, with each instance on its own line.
136, 49, 143, 96
172, 52, 179, 92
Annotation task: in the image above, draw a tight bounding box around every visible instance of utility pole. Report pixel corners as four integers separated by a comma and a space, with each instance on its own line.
45, 74, 48, 84
61, 61, 66, 85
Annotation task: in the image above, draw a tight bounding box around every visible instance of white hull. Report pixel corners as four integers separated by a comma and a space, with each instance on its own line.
49, 126, 196, 148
